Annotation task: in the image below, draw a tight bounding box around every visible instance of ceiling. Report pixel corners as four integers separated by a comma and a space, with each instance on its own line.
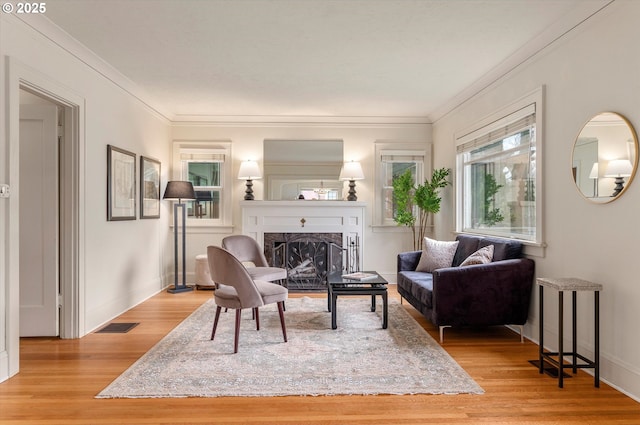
42, 0, 610, 122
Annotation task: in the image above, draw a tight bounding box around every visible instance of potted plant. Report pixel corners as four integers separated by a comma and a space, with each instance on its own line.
393, 167, 451, 250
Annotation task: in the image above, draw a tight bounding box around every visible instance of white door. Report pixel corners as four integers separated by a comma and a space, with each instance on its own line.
19, 104, 59, 337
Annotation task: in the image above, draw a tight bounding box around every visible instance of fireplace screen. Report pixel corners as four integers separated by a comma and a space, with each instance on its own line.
265, 233, 343, 291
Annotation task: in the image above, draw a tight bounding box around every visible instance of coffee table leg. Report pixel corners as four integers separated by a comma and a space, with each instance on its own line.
371, 295, 376, 312
331, 293, 338, 329
382, 291, 388, 329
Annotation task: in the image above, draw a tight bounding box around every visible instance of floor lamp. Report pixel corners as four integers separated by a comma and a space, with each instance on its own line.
163, 181, 196, 293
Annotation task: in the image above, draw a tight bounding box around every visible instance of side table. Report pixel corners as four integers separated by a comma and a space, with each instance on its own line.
537, 277, 602, 388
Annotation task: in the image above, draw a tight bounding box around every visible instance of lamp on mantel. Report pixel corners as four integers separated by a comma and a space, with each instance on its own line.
238, 160, 262, 200
604, 159, 633, 197
163, 181, 196, 293
339, 161, 365, 201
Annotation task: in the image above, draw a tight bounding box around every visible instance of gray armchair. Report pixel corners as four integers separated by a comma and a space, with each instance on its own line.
207, 245, 288, 353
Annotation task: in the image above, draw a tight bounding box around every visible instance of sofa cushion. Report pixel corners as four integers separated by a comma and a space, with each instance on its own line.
459, 245, 494, 267
478, 237, 522, 261
416, 237, 459, 272
398, 271, 434, 309
451, 235, 482, 266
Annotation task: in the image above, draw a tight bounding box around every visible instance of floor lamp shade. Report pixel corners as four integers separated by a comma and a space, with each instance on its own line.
163, 181, 196, 201
163, 181, 196, 293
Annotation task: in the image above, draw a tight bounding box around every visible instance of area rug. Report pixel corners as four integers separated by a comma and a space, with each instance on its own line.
97, 296, 483, 398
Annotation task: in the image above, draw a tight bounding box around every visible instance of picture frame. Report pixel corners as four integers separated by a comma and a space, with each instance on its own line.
140, 156, 161, 219
107, 145, 136, 221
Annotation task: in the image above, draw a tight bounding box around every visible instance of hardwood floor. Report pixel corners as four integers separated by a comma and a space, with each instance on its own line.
1, 287, 639, 425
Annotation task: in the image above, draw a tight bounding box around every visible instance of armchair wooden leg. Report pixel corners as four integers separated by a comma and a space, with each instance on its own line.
211, 306, 222, 340
277, 301, 287, 342
234, 309, 241, 353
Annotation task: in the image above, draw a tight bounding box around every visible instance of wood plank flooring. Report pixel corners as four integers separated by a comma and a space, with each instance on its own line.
1, 287, 639, 425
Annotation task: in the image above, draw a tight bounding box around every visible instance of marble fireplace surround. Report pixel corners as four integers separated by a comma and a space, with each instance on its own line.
240, 200, 366, 289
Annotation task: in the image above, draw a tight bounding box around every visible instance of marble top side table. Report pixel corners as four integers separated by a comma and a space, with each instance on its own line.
537, 277, 602, 388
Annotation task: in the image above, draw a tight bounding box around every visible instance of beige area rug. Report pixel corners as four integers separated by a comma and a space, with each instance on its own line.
96, 296, 483, 398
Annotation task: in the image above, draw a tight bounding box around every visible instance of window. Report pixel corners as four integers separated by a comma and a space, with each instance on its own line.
173, 141, 232, 227
374, 143, 426, 226
456, 97, 541, 243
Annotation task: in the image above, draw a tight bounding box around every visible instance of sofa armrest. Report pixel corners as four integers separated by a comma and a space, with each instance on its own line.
397, 250, 422, 272
431, 258, 535, 327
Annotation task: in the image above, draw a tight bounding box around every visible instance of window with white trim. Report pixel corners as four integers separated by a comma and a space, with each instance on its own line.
456, 99, 541, 243
374, 143, 427, 226
173, 141, 232, 226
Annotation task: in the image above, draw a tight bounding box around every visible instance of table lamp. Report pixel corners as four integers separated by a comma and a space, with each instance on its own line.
339, 161, 365, 201
238, 160, 262, 200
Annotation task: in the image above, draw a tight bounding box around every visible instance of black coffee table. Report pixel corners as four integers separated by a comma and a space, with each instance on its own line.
326, 271, 388, 330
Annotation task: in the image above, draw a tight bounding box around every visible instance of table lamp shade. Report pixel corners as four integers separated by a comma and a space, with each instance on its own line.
339, 161, 365, 181
604, 159, 632, 177
238, 160, 262, 180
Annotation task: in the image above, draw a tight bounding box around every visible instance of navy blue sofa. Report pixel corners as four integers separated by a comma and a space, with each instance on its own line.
397, 234, 535, 342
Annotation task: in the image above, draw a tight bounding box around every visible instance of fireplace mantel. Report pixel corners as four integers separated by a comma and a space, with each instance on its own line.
240, 200, 366, 270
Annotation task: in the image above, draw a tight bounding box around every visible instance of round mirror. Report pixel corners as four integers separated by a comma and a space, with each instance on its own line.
572, 112, 638, 203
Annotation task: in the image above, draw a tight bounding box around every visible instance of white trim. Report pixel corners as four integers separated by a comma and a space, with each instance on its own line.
3, 57, 86, 381
374, 141, 430, 227
454, 87, 544, 246
171, 115, 431, 125
172, 140, 233, 227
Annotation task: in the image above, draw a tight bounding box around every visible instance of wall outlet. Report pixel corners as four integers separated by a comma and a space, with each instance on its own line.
0, 184, 10, 198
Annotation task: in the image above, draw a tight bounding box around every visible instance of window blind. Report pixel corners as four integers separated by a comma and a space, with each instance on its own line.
456, 104, 536, 153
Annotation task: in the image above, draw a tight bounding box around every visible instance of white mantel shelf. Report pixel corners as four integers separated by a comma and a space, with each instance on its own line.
240, 200, 366, 269
239, 200, 367, 208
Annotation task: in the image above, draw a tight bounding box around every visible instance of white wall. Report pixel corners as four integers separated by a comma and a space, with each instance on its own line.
432, 1, 640, 400
0, 14, 172, 379
171, 121, 431, 283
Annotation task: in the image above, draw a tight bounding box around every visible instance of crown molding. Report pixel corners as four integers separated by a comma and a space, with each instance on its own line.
171, 114, 431, 127
428, 0, 614, 124
10, 13, 174, 123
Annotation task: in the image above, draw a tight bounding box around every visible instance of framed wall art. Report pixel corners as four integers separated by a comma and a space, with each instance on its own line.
140, 156, 161, 219
107, 145, 136, 221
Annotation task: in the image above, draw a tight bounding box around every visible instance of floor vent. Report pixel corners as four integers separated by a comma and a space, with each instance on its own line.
96, 322, 139, 333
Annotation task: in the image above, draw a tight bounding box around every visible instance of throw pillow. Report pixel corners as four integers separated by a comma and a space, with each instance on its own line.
459, 245, 494, 267
416, 237, 459, 272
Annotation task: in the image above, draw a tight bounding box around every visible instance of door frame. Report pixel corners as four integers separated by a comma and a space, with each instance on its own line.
3, 57, 85, 379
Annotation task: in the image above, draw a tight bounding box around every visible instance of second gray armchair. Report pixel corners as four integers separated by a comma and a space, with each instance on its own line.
222, 234, 287, 285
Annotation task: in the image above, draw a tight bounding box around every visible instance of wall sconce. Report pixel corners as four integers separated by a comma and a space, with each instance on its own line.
238, 160, 262, 200
163, 181, 196, 293
339, 161, 365, 201
604, 159, 632, 196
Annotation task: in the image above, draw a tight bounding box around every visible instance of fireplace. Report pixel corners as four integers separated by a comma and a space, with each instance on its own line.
240, 200, 366, 289
264, 233, 342, 291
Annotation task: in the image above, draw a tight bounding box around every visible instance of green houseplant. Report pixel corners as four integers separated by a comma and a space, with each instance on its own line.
392, 167, 451, 250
